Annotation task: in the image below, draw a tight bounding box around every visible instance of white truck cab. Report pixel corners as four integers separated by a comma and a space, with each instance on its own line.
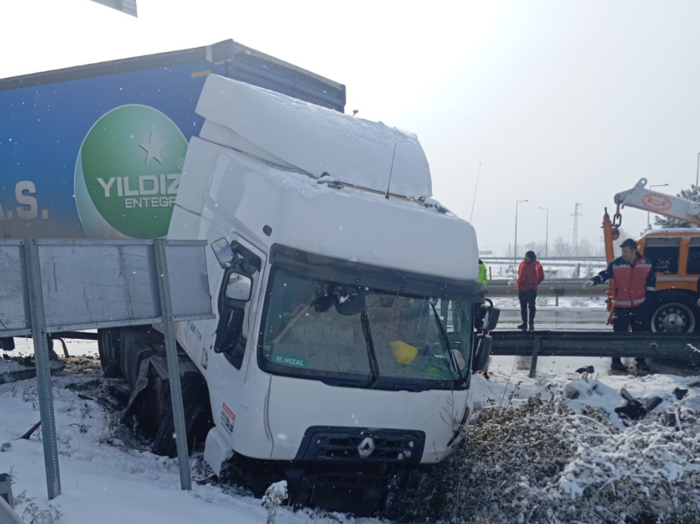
105, 74, 495, 512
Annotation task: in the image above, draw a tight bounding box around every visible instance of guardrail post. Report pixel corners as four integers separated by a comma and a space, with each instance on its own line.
153, 239, 192, 491
529, 336, 541, 379
0, 473, 13, 507
0, 496, 26, 524
24, 239, 61, 500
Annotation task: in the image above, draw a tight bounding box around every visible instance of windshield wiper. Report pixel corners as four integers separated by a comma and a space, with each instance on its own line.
360, 310, 380, 387
430, 301, 464, 383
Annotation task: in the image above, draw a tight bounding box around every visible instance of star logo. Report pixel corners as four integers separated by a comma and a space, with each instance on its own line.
140, 131, 165, 165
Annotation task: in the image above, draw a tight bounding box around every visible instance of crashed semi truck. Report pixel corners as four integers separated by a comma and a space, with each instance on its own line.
0, 41, 496, 511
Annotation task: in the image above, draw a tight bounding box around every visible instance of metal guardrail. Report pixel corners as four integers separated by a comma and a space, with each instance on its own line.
482, 256, 606, 262
487, 279, 608, 298
490, 330, 700, 378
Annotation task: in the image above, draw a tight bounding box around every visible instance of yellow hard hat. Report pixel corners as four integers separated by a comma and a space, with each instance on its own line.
390, 341, 418, 365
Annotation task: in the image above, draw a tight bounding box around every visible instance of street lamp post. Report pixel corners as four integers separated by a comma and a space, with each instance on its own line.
647, 184, 669, 230
539, 207, 549, 257
514, 200, 528, 261
696, 153, 699, 189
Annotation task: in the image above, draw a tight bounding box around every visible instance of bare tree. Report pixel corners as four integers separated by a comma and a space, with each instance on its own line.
551, 237, 573, 257
578, 238, 595, 256
522, 242, 548, 257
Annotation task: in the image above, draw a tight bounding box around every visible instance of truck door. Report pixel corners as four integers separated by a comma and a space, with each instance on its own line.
206, 234, 272, 456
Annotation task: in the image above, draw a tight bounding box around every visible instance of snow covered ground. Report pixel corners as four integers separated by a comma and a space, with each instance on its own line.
493, 296, 607, 309
1, 337, 698, 523
495, 297, 608, 330
1, 340, 362, 524
486, 261, 607, 280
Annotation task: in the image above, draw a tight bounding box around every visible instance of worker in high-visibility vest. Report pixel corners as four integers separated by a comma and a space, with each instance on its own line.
478, 259, 488, 290
584, 238, 655, 372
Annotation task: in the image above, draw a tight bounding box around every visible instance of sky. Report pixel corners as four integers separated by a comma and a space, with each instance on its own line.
2, 0, 700, 255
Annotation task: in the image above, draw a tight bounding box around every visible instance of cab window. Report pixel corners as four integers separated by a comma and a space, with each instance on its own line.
643, 237, 681, 274
687, 237, 700, 274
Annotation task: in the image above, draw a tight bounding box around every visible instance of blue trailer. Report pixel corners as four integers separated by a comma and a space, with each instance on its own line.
0, 40, 345, 240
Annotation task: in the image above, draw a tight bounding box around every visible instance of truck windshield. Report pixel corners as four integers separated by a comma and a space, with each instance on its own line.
258, 267, 473, 391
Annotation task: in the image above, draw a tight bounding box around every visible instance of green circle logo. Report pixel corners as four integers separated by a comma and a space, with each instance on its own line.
75, 105, 188, 239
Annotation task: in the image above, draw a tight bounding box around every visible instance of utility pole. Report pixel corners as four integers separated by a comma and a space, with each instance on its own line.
469, 161, 482, 222
514, 200, 528, 261
572, 203, 582, 256
539, 207, 549, 257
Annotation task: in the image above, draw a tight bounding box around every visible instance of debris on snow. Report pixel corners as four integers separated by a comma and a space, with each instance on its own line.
385, 384, 700, 524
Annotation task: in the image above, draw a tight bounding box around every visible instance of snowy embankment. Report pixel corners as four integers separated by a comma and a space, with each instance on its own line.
2, 340, 699, 523
390, 365, 700, 523
0, 341, 351, 524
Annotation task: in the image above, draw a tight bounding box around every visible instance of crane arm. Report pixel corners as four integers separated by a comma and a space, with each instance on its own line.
614, 178, 700, 226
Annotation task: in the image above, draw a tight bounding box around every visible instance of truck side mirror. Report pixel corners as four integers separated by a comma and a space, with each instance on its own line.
482, 307, 500, 332
225, 273, 252, 302
477, 299, 500, 332
471, 334, 492, 372
212, 238, 235, 269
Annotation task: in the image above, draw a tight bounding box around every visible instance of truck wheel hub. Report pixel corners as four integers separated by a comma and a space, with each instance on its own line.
653, 304, 693, 333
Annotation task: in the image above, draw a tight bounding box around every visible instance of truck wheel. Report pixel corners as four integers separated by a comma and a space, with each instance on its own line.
98, 328, 121, 378
649, 291, 697, 333
151, 376, 212, 457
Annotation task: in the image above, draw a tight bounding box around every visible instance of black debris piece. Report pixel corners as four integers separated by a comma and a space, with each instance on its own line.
674, 388, 689, 400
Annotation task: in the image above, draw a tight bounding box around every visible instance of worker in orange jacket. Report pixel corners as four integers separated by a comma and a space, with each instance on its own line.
585, 238, 655, 371
516, 250, 545, 331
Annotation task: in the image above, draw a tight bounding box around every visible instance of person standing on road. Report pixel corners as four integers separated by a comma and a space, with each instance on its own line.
478, 259, 488, 291
584, 238, 655, 372
516, 251, 545, 331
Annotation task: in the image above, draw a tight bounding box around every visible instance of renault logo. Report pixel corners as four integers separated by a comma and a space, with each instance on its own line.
358, 437, 375, 458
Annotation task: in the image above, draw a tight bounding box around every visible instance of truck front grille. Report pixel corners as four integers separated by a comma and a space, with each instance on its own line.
295, 426, 425, 464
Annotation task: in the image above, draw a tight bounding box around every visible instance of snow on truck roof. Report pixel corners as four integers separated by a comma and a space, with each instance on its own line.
202, 146, 479, 282
195, 74, 433, 199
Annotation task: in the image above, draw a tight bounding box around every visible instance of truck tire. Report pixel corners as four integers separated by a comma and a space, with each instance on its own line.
151, 376, 211, 457
648, 291, 697, 333
98, 328, 121, 378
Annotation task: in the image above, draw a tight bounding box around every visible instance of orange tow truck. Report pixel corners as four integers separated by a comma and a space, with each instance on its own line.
603, 178, 700, 333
